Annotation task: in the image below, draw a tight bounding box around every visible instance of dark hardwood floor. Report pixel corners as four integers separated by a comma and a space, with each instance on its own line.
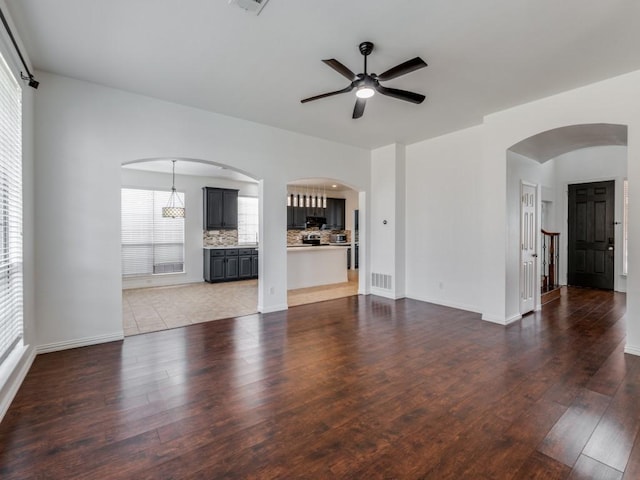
1, 287, 638, 479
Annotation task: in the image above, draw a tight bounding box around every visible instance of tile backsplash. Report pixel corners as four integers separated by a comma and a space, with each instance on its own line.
204, 228, 350, 246
203, 230, 238, 246
287, 229, 350, 245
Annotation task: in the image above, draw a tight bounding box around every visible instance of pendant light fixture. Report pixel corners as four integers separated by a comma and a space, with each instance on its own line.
162, 160, 185, 218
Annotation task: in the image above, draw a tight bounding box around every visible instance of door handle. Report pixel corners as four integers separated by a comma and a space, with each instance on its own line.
532, 253, 538, 258
608, 246, 614, 251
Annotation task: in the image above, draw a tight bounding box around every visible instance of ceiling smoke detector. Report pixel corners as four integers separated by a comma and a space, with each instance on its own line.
228, 0, 270, 15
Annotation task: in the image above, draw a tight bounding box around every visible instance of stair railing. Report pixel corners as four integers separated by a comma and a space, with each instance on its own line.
541, 229, 560, 292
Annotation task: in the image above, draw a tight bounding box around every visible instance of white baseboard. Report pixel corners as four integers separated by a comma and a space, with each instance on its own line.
370, 287, 405, 300
36, 332, 124, 354
258, 303, 288, 314
405, 292, 482, 315
624, 344, 640, 357
481, 313, 522, 325
0, 345, 36, 422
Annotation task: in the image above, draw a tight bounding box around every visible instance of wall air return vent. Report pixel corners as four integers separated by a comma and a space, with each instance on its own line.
372, 273, 392, 290
229, 0, 270, 15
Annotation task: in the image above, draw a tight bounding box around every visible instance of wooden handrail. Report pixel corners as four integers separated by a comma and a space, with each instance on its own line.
541, 229, 560, 293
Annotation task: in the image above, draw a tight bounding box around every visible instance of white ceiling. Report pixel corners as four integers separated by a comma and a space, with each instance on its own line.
6, 0, 640, 149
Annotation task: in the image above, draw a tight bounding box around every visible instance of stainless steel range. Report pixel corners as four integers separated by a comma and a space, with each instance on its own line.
302, 233, 321, 245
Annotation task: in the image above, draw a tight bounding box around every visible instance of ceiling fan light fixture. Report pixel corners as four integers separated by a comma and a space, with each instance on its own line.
355, 86, 375, 99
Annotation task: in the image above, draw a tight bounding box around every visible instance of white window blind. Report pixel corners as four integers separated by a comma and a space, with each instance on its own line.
0, 52, 23, 366
238, 196, 259, 244
121, 188, 185, 276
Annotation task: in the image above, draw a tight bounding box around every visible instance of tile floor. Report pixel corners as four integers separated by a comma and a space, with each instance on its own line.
123, 271, 359, 336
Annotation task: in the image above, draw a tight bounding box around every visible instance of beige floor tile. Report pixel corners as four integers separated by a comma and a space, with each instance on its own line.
122, 272, 358, 337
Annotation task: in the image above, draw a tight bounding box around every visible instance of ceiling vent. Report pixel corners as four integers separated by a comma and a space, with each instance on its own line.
228, 0, 270, 15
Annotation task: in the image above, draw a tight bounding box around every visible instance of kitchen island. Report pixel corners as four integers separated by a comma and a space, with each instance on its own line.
287, 245, 348, 289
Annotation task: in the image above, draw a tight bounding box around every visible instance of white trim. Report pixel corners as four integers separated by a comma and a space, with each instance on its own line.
370, 288, 405, 300
36, 332, 124, 354
0, 344, 35, 422
405, 292, 482, 315
482, 313, 522, 325
624, 344, 640, 357
258, 303, 288, 314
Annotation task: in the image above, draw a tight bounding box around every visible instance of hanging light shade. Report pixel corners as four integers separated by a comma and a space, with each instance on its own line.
162, 160, 185, 218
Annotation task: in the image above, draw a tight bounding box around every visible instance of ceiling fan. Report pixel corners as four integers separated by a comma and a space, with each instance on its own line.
301, 42, 427, 119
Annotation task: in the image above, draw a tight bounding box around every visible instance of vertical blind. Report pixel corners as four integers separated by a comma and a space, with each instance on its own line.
121, 188, 185, 276
0, 52, 23, 366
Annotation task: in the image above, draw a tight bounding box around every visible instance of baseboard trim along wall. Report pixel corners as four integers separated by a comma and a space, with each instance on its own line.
405, 292, 482, 316
36, 332, 125, 354
370, 287, 405, 300
258, 304, 289, 314
624, 344, 640, 357
481, 313, 522, 326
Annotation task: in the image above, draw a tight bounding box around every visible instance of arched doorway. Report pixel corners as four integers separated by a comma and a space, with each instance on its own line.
506, 123, 628, 316
120, 157, 262, 335
286, 177, 364, 305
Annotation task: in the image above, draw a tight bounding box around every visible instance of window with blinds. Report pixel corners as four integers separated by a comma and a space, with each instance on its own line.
0, 52, 23, 367
121, 188, 185, 276
238, 196, 259, 244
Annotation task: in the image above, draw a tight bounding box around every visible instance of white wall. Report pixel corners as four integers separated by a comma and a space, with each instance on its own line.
370, 144, 405, 299
480, 69, 640, 353
549, 145, 628, 292
33, 71, 370, 350
121, 168, 258, 289
405, 126, 484, 313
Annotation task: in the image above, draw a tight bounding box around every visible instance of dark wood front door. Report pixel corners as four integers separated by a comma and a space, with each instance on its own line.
567, 181, 615, 289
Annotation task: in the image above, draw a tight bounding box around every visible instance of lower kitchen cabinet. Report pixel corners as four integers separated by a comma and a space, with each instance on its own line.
238, 249, 254, 279
252, 253, 259, 277
204, 248, 258, 283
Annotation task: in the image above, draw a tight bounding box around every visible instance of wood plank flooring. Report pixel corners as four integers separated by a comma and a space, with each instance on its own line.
0, 287, 637, 479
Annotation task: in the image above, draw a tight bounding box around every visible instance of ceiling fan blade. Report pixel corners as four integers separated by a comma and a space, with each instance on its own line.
301, 85, 354, 103
377, 57, 427, 81
352, 98, 366, 119
322, 59, 357, 81
374, 84, 425, 104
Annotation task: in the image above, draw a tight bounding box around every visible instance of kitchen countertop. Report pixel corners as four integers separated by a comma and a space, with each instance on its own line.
287, 245, 347, 251
203, 244, 258, 250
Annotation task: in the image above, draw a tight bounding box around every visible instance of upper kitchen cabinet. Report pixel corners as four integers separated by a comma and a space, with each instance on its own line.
203, 187, 238, 230
326, 198, 345, 230
287, 205, 307, 229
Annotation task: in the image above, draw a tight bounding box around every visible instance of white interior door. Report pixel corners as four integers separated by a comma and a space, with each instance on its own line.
520, 182, 537, 314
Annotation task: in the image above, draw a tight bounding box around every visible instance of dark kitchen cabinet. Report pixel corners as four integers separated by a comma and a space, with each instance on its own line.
287, 205, 308, 229
209, 254, 226, 281
205, 249, 226, 282
225, 249, 239, 280
251, 251, 259, 277
238, 248, 254, 279
326, 198, 345, 230
204, 247, 258, 283
203, 187, 238, 230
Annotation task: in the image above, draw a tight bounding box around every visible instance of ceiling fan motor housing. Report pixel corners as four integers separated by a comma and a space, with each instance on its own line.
359, 42, 374, 56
